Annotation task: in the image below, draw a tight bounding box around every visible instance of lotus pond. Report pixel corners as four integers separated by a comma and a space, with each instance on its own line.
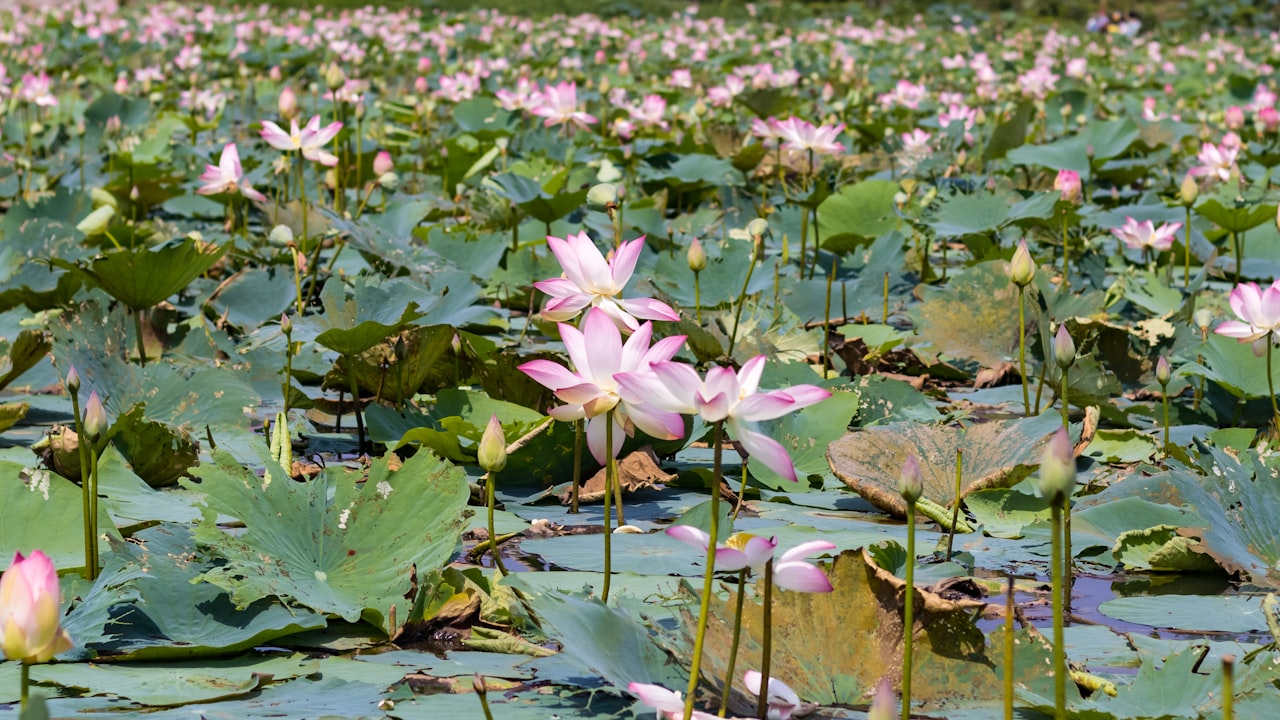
1, 2, 1280, 719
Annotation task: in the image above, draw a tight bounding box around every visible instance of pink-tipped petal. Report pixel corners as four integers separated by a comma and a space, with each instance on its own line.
584, 413, 624, 463
620, 322, 655, 373
783, 385, 833, 408
737, 356, 768, 395
541, 293, 594, 321
626, 403, 686, 441
732, 423, 797, 481
643, 336, 688, 365
616, 296, 680, 322
1214, 320, 1260, 340
741, 536, 778, 567
518, 359, 581, 390
534, 277, 586, 299
627, 683, 684, 713
713, 547, 750, 571
610, 236, 645, 289
735, 392, 800, 422
665, 524, 711, 550
569, 231, 615, 293
773, 561, 834, 593
581, 308, 623, 379
778, 540, 837, 563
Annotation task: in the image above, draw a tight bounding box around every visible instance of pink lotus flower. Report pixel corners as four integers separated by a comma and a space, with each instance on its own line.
1111, 217, 1182, 252
1215, 280, 1280, 344
665, 528, 835, 592
18, 72, 57, 107
743, 672, 802, 720
1189, 142, 1237, 182
530, 81, 597, 131
627, 682, 722, 720
773, 117, 845, 156
196, 143, 266, 202
0, 550, 73, 663
616, 356, 830, 481
518, 308, 686, 463
1053, 169, 1081, 204
536, 231, 679, 332
260, 115, 343, 166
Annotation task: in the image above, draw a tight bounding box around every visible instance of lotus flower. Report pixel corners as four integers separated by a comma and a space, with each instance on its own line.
535, 231, 679, 332
1053, 169, 1082, 204
0, 551, 73, 663
628, 682, 722, 720
615, 356, 831, 481
743, 672, 802, 720
518, 308, 686, 462
773, 116, 845, 156
260, 115, 343, 166
1189, 141, 1237, 182
1111, 217, 1182, 252
1215, 280, 1280, 344
530, 81, 597, 131
196, 143, 266, 202
665, 527, 778, 572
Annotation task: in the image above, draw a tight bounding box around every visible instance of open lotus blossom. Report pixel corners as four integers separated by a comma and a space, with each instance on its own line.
743, 672, 803, 720
1111, 217, 1182, 252
627, 682, 724, 720
773, 116, 845, 156
196, 143, 266, 202
536, 231, 679, 332
530, 81, 597, 131
1053, 169, 1082, 204
0, 550, 73, 664
615, 356, 831, 481
260, 115, 343, 166
665, 528, 836, 593
1214, 279, 1280, 344
518, 308, 686, 462
1189, 141, 1237, 182
18, 72, 57, 107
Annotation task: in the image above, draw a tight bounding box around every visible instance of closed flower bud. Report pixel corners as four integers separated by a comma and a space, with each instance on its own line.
1155, 356, 1171, 386
746, 217, 770, 240
268, 224, 294, 246
1180, 174, 1198, 207
65, 366, 80, 394
280, 313, 292, 335
687, 238, 707, 273
373, 151, 394, 177
1193, 308, 1213, 332
1009, 239, 1035, 287
477, 415, 507, 473
1036, 427, 1076, 502
324, 63, 347, 92
586, 182, 617, 209
868, 679, 896, 720
1053, 169, 1082, 204
0, 550, 74, 663
76, 205, 115, 237
278, 87, 298, 119
899, 455, 923, 504
1053, 324, 1076, 369
84, 391, 107, 442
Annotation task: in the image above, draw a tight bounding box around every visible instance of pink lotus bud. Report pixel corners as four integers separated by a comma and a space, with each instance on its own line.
1053, 324, 1076, 370
269, 65, 282, 82
1155, 356, 1171, 386
417, 56, 431, 72
477, 415, 507, 473
1224, 105, 1245, 130
84, 391, 107, 441
899, 455, 923, 503
65, 366, 80, 394
0, 550, 74, 663
373, 151, 394, 177
1053, 169, 1082, 204
594, 50, 606, 64
114, 73, 128, 94
414, 76, 428, 94
278, 87, 297, 119
1036, 427, 1075, 502
687, 238, 707, 272
1260, 107, 1280, 133
1009, 239, 1035, 287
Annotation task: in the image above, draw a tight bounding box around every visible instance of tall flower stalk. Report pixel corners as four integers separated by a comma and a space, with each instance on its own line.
1009, 240, 1036, 416
1213, 279, 1280, 430
899, 456, 923, 720
683, 420, 724, 720
1037, 429, 1075, 720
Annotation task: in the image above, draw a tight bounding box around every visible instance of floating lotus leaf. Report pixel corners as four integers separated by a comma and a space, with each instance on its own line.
1111, 525, 1221, 573
909, 260, 1024, 368
61, 238, 227, 312
341, 324, 456, 403
108, 403, 199, 487
689, 549, 1062, 712
300, 277, 425, 357
828, 412, 1064, 518
0, 462, 116, 572
816, 179, 902, 245
0, 329, 50, 391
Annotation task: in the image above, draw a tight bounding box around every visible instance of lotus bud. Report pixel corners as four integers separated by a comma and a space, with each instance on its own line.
1155, 355, 1171, 387
477, 415, 507, 473
30, 121, 44, 136
65, 366, 80, 394
472, 673, 487, 695
84, 391, 107, 442
278, 86, 298, 119
1053, 324, 1076, 369
1179, 174, 1198, 207
0, 550, 74, 664
1053, 169, 1082, 204
373, 150, 394, 177
687, 238, 707, 273
1225, 105, 1245, 130
868, 679, 896, 720
90, 188, 117, 210
1193, 308, 1213, 332
899, 455, 923, 504
130, 186, 139, 201
355, 101, 365, 119
1035, 427, 1075, 502
746, 217, 770, 240
693, 99, 707, 116
378, 172, 399, 191
414, 76, 428, 94
280, 313, 292, 336
586, 182, 618, 209
269, 65, 283, 82
1009, 239, 1035, 287
324, 63, 347, 91
76, 205, 115, 236
269, 224, 294, 246
395, 336, 408, 362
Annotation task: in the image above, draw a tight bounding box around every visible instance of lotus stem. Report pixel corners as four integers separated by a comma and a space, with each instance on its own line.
809, 205, 821, 281
603, 411, 616, 603
727, 252, 759, 360
70, 387, 93, 579
1161, 387, 1170, 450
1268, 342, 1279, 432
20, 662, 29, 713
1183, 206, 1192, 287
1060, 214, 1069, 289
733, 458, 749, 522
1050, 499, 1067, 720
946, 449, 962, 561
88, 445, 101, 580
1223, 654, 1235, 720
882, 271, 890, 324
486, 469, 506, 575
1232, 230, 1242, 285
798, 199, 809, 281
684, 421, 724, 720
133, 309, 147, 367
902, 497, 916, 720
283, 329, 294, 419
694, 270, 702, 324
1004, 575, 1015, 720
719, 568, 749, 717
1018, 287, 1030, 417
344, 355, 366, 455
822, 257, 836, 373
1060, 368, 1069, 428
475, 675, 495, 720
757, 559, 774, 720
571, 419, 583, 514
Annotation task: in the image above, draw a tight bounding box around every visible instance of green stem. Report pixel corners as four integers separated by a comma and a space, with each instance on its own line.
1268, 342, 1279, 431
694, 271, 702, 325
684, 421, 724, 720
756, 559, 774, 720
603, 412, 616, 603
882, 271, 889, 324
344, 355, 366, 455
946, 449, 962, 561
133, 308, 148, 367
1060, 214, 1070, 289
1018, 288, 1030, 417
822, 257, 836, 373
283, 333, 294, 419
726, 255, 759, 360
1223, 655, 1235, 720
719, 568, 748, 717
798, 205, 809, 281
1183, 206, 1192, 287
71, 390, 92, 578
809, 204, 821, 281
570, 419, 583, 514
486, 470, 506, 574
902, 500, 916, 720
732, 458, 749, 522
476, 677, 495, 720
1004, 576, 1015, 720
89, 445, 100, 580
1051, 501, 1067, 720
20, 662, 29, 713
1161, 388, 1170, 450
1060, 369, 1069, 428
1232, 230, 1241, 285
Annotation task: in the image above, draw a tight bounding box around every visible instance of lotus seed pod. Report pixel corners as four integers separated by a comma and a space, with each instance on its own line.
1035, 427, 1076, 503
268, 224, 294, 246
378, 172, 399, 191
687, 237, 707, 273
1053, 324, 1076, 370
899, 455, 923, 503
746, 217, 769, 240
1193, 308, 1213, 331
1009, 239, 1035, 287
586, 182, 618, 209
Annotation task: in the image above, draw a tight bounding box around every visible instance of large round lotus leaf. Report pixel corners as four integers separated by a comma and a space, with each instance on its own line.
687, 548, 1065, 712
828, 412, 1064, 518
0, 329, 51, 392
108, 404, 199, 487
342, 324, 456, 403
908, 261, 1025, 368
72, 239, 227, 311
